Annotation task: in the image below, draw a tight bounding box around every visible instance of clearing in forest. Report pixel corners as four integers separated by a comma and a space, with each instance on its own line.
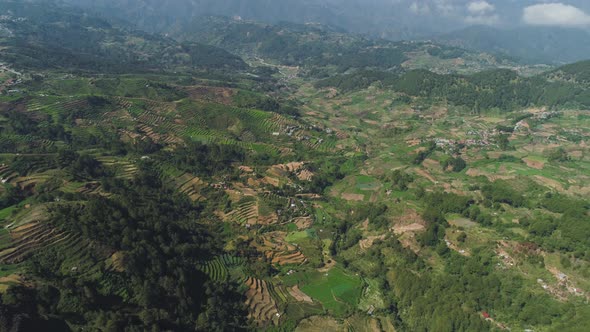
300, 267, 362, 317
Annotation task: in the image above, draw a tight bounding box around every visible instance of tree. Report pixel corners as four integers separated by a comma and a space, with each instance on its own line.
457, 232, 467, 243
497, 134, 510, 150
548, 148, 569, 162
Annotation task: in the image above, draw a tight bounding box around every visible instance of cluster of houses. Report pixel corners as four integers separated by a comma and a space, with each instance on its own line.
0, 15, 26, 23
0, 63, 24, 94
537, 272, 586, 300
534, 111, 559, 121
433, 136, 493, 150
0, 15, 23, 38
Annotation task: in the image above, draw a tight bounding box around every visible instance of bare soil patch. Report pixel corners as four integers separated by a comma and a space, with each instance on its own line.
288, 285, 313, 303
522, 158, 545, 169
533, 175, 564, 192
293, 217, 313, 230
393, 223, 425, 235
359, 235, 386, 250
185, 86, 235, 105
297, 169, 314, 181
110, 252, 126, 272
422, 158, 441, 170
296, 316, 343, 332
263, 176, 281, 187
341, 193, 365, 201
466, 168, 515, 182
415, 168, 436, 183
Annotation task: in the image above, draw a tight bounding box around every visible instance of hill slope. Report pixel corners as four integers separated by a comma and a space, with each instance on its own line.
0, 1, 246, 72
172, 16, 536, 75
0, 2, 589, 332
437, 25, 590, 65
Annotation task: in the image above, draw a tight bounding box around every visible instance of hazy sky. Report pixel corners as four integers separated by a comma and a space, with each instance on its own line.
393, 0, 590, 28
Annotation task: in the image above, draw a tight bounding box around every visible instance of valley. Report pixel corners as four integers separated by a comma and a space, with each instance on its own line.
0, 1, 588, 331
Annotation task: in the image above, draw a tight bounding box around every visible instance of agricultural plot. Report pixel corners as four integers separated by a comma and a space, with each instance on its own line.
172, 173, 207, 201
0, 165, 18, 184
12, 173, 53, 191
0, 220, 69, 264
257, 232, 307, 266
0, 206, 16, 222
295, 313, 384, 332
26, 97, 90, 120
3, 15, 590, 330
2, 155, 57, 178
244, 277, 282, 326
95, 156, 138, 180
299, 267, 363, 317
199, 254, 245, 282
225, 197, 279, 226
260, 192, 290, 208
76, 182, 103, 196
330, 175, 382, 202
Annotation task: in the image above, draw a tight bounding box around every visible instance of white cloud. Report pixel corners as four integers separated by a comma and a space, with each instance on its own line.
467, 1, 494, 15
464, 0, 498, 25
409, 2, 430, 15
523, 3, 590, 27
433, 0, 458, 16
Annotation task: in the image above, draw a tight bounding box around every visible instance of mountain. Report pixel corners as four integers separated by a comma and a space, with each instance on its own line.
545, 60, 590, 85
1, 1, 590, 332
53, 0, 590, 65
437, 25, 590, 65
53, 0, 453, 40
315, 61, 590, 110
1, 0, 536, 81
169, 16, 538, 76
0, 1, 247, 72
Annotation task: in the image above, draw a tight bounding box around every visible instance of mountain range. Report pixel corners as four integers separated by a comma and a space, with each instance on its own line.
49, 0, 590, 64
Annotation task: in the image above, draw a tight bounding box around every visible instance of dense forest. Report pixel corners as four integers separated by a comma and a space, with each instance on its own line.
316, 66, 590, 110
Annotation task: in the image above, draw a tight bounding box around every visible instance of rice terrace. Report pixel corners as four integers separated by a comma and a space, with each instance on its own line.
0, 0, 589, 331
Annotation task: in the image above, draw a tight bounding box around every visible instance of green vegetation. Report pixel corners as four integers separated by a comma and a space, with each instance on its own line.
300, 267, 362, 316
0, 2, 588, 331
316, 66, 590, 110
0, 2, 247, 73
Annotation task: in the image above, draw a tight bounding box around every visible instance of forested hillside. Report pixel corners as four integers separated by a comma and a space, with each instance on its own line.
0, 1, 589, 331
169, 17, 531, 76
0, 2, 246, 72
438, 26, 590, 65
316, 63, 590, 110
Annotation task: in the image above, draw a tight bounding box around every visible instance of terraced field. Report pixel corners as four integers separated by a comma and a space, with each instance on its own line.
225, 197, 279, 226
26, 97, 90, 119
0, 165, 18, 184
0, 221, 68, 264
199, 254, 244, 282
76, 181, 104, 196
261, 191, 290, 208
96, 156, 138, 180
259, 232, 307, 266
172, 173, 207, 201
244, 277, 282, 326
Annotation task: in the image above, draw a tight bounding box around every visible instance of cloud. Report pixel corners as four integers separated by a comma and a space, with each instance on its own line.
433, 0, 458, 16
467, 1, 494, 15
523, 3, 590, 27
464, 0, 498, 25
409, 2, 430, 15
